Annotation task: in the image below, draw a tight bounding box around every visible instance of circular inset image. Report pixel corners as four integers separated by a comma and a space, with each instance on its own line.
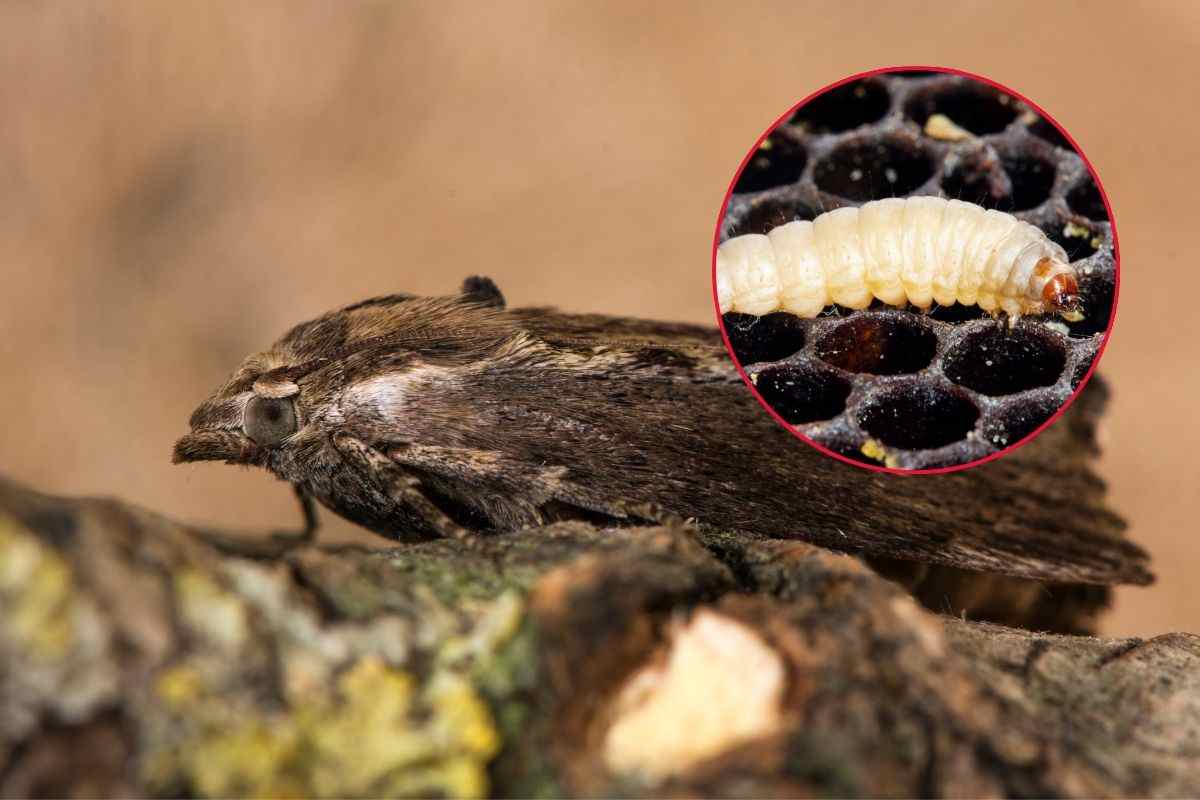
712, 66, 1118, 473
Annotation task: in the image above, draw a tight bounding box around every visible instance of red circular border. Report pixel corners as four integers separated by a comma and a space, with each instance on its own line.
711, 64, 1120, 476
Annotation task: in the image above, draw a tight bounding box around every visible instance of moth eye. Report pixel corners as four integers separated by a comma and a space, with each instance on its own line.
243, 396, 298, 446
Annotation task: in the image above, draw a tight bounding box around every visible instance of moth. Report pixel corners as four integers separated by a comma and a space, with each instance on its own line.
716, 197, 1084, 323
174, 277, 1146, 587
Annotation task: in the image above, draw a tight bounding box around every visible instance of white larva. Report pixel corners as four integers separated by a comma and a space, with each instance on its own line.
716, 197, 1083, 323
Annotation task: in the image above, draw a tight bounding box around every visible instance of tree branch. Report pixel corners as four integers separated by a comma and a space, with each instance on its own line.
0, 476, 1194, 798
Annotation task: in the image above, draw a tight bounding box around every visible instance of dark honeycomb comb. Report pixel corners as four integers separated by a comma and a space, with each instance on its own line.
719, 72, 1115, 470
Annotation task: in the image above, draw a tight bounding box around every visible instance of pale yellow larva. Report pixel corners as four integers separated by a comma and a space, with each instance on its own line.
716, 197, 1083, 323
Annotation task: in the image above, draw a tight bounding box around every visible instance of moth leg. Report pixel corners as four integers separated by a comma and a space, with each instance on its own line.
269, 485, 321, 545
331, 434, 475, 542
298, 488, 319, 538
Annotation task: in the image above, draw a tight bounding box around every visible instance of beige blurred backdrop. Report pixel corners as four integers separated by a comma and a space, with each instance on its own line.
1, 2, 1194, 637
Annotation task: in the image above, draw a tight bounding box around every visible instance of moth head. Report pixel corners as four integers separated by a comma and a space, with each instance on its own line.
171, 306, 351, 468
173, 276, 516, 467
172, 368, 302, 466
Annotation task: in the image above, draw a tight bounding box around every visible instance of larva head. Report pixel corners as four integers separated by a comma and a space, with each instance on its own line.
1039, 263, 1084, 322
172, 277, 516, 480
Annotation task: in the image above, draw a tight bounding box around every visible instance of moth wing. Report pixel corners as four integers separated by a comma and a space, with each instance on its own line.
509, 308, 727, 352
782, 377, 1151, 586
385, 442, 652, 528
930, 379, 1147, 585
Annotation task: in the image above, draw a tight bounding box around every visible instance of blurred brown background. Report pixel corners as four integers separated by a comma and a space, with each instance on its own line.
1, 2, 1194, 637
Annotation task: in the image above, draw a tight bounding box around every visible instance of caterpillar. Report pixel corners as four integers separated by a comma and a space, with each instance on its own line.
716, 197, 1083, 323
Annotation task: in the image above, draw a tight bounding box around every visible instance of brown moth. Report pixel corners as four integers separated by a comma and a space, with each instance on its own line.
174, 277, 1148, 587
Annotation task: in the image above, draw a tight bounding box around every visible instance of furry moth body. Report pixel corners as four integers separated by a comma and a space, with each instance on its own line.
716, 197, 1083, 322
174, 277, 1146, 587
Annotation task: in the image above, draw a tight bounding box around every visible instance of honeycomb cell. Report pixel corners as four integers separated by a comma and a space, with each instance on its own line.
1002, 155, 1055, 210
1028, 117, 1073, 151
724, 197, 817, 238
815, 315, 936, 375
1045, 222, 1099, 261
940, 148, 1012, 209
790, 79, 890, 134
927, 303, 987, 323
984, 396, 1059, 448
1067, 179, 1108, 221
813, 137, 933, 200
734, 132, 807, 193
723, 312, 807, 364
944, 327, 1066, 396
857, 384, 979, 450
905, 84, 1017, 135
753, 363, 851, 424
1063, 275, 1115, 338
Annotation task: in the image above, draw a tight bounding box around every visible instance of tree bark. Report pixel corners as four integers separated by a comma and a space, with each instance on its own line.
0, 473, 1196, 798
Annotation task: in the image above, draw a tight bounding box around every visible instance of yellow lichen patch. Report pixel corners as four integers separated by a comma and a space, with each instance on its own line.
603, 608, 785, 782
924, 113, 974, 141
145, 656, 500, 799
184, 720, 297, 798
155, 664, 205, 710
173, 569, 249, 651
0, 513, 77, 659
438, 590, 524, 670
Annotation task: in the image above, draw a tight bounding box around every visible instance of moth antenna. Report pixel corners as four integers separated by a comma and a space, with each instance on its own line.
461, 275, 506, 308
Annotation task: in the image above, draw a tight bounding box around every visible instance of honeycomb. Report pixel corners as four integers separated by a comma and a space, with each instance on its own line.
718, 70, 1116, 470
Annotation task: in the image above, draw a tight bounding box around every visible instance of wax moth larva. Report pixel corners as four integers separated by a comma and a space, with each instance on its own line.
716, 197, 1084, 324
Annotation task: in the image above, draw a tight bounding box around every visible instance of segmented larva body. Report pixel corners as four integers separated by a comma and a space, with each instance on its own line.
716, 197, 1082, 322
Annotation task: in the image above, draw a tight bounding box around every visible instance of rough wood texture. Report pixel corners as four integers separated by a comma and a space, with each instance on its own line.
0, 473, 1195, 798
